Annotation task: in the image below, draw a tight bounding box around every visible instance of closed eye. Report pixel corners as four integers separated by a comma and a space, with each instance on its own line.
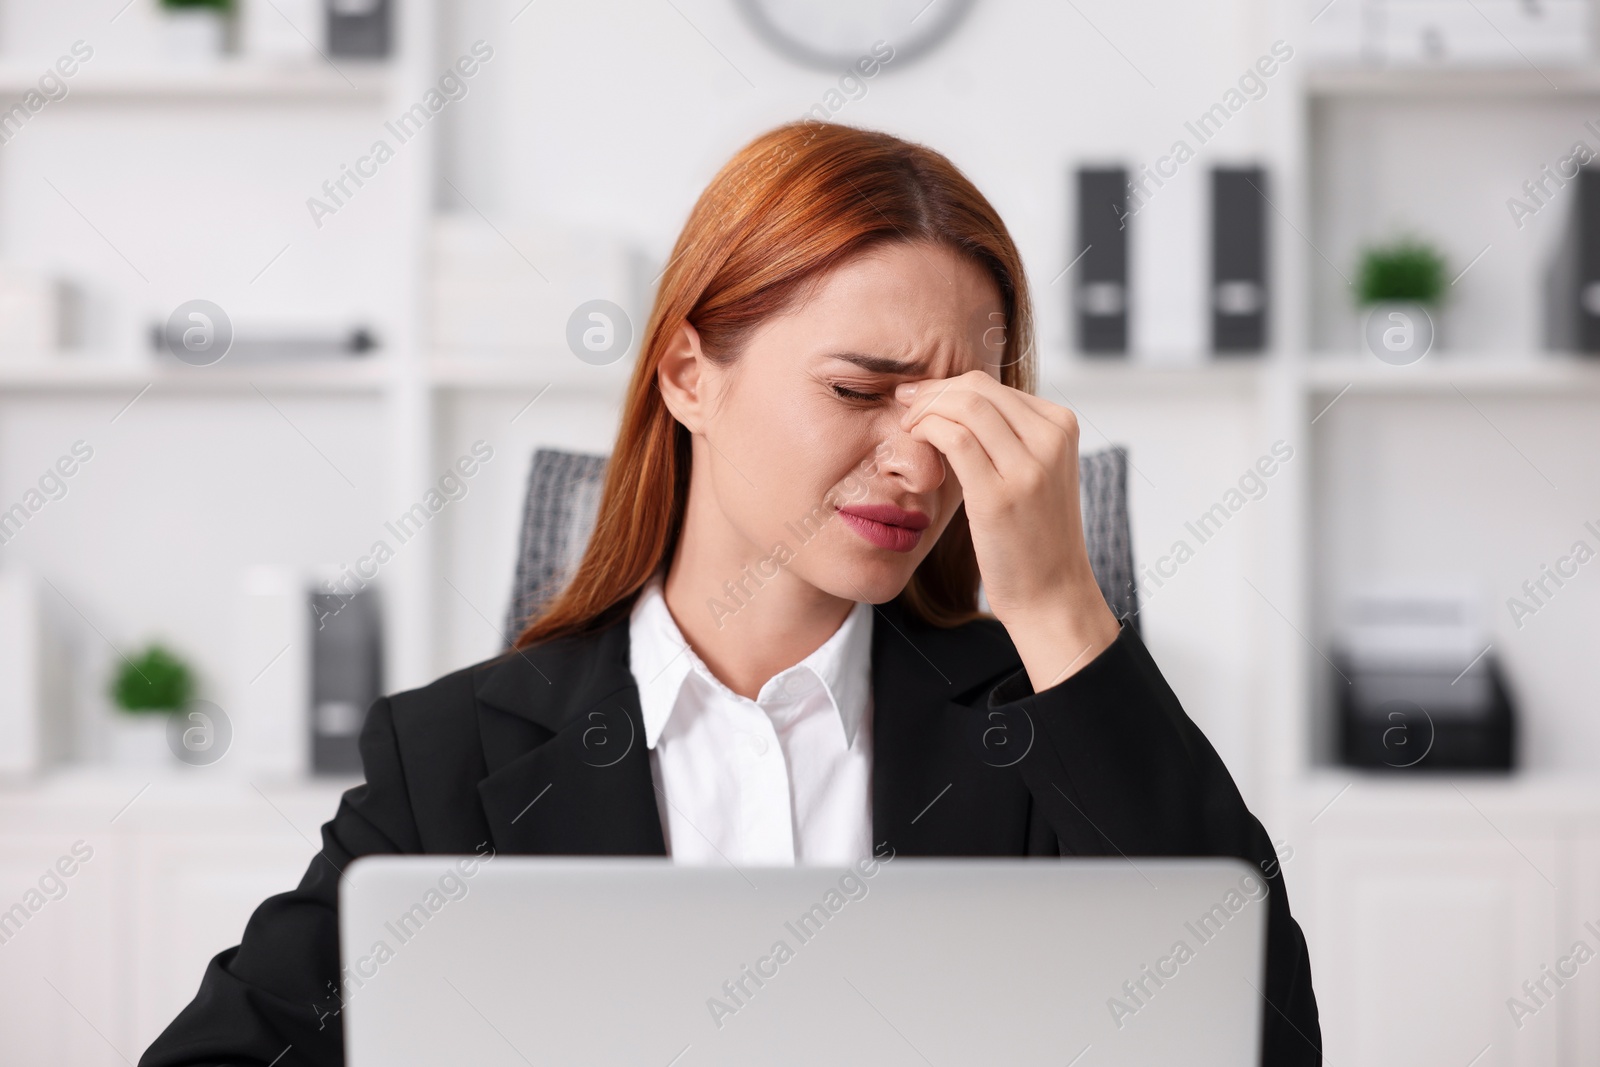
830, 384, 882, 403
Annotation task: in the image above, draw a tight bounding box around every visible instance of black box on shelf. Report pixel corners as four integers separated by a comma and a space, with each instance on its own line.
1211, 166, 1268, 355
1336, 657, 1516, 772
309, 585, 383, 775
326, 0, 392, 59
1544, 164, 1600, 354
1333, 586, 1515, 773
1074, 167, 1128, 356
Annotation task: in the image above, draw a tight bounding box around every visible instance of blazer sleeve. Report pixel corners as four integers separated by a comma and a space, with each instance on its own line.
140, 697, 422, 1067
989, 623, 1322, 1067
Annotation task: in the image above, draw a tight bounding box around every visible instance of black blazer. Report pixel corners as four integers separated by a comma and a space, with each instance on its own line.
141, 599, 1321, 1066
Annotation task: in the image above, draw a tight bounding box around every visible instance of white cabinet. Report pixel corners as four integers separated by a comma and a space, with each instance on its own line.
0, 833, 127, 1067
1312, 838, 1560, 1067
1290, 776, 1600, 1067
131, 834, 324, 1049
0, 773, 350, 1062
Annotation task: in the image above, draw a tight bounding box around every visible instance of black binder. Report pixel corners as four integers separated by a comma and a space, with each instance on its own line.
326, 0, 392, 59
309, 587, 383, 775
1211, 166, 1268, 354
1075, 167, 1128, 356
1545, 165, 1600, 353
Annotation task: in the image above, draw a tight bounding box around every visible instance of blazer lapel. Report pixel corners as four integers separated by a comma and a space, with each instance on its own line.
473, 616, 667, 857
870, 600, 1034, 857
470, 596, 1032, 861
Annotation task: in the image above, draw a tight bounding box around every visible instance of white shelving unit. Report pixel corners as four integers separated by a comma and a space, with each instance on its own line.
1277, 6, 1600, 1060
0, 5, 444, 1054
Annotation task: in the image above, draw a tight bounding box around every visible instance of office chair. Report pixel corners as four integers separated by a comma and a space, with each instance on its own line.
503, 446, 1139, 646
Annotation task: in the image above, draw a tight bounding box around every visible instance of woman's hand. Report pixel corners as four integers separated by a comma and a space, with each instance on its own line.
895, 370, 1121, 691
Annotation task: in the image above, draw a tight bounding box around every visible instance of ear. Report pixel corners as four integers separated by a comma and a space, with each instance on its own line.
656, 320, 709, 432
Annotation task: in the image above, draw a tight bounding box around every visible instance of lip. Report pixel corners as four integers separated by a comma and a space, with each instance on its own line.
836, 504, 931, 553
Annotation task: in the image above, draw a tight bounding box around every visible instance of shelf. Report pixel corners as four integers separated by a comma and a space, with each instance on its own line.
427, 353, 636, 392
0, 357, 393, 392
1306, 64, 1600, 99
0, 61, 391, 102
1043, 358, 1266, 396
7, 350, 1592, 405
1305, 354, 1600, 395
429, 353, 1270, 396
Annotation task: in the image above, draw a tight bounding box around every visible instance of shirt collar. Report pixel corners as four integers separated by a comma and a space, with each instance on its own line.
627, 576, 874, 751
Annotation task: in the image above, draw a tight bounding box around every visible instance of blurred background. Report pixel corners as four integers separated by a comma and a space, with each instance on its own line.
0, 0, 1596, 1063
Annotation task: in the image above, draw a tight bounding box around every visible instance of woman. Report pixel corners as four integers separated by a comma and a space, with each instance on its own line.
143, 123, 1319, 1066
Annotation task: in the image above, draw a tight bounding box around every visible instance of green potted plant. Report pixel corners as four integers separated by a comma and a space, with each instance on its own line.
159, 0, 235, 62
1356, 238, 1448, 363
108, 644, 195, 765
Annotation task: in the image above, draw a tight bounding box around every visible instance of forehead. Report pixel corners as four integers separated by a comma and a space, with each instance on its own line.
768, 242, 1005, 373
808, 241, 1000, 320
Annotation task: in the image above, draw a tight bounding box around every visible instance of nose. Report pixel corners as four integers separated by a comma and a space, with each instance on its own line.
874, 421, 947, 496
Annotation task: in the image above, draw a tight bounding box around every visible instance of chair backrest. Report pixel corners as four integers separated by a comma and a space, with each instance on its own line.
503, 446, 1139, 645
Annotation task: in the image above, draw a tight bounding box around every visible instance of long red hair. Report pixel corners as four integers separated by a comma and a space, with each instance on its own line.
513, 121, 1036, 649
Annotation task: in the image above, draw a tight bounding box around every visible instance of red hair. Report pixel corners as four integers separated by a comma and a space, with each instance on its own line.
514, 122, 1035, 648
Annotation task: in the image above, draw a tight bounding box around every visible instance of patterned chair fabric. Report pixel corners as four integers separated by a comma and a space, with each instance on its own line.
503, 445, 1139, 645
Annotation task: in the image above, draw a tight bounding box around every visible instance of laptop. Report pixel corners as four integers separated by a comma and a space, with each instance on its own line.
340, 855, 1265, 1066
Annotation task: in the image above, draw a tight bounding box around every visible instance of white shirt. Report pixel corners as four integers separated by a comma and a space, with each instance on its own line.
627, 577, 874, 867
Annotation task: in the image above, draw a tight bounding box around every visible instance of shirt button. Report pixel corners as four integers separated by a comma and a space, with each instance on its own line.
748, 734, 770, 756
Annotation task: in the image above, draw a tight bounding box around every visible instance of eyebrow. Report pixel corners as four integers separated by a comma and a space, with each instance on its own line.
823, 351, 929, 376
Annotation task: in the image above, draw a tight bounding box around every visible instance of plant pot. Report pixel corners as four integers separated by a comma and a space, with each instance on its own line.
107, 713, 174, 767
161, 9, 229, 64
1360, 300, 1438, 365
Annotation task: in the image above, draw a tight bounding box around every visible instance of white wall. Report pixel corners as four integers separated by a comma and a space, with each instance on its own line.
441, 0, 1288, 359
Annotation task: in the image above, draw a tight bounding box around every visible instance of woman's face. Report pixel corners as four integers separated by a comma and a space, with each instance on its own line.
669, 240, 1007, 606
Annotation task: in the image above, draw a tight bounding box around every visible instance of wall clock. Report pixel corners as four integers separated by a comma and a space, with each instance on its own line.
736, 0, 976, 71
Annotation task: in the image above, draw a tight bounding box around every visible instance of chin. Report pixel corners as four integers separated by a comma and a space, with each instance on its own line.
806, 542, 924, 605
